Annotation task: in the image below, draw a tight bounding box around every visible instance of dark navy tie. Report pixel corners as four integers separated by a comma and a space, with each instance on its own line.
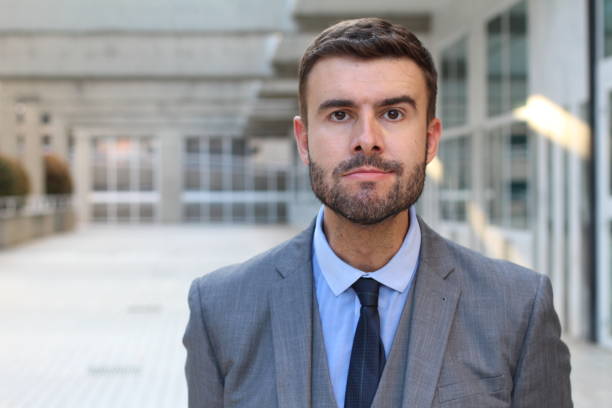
345, 278, 385, 408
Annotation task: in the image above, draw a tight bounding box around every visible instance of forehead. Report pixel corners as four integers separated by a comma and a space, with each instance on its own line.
306, 57, 427, 106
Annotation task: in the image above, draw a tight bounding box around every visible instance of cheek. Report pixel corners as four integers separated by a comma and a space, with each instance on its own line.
307, 128, 348, 161
402, 124, 429, 154
386, 137, 426, 162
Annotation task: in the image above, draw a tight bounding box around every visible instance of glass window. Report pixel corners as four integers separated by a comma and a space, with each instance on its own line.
116, 203, 131, 222
231, 139, 246, 156
509, 123, 529, 228
92, 138, 109, 191
605, 0, 612, 57
509, 1, 528, 109
254, 203, 268, 223
485, 127, 504, 223
184, 168, 200, 190
184, 203, 202, 221
116, 159, 131, 191
276, 171, 287, 191
181, 135, 292, 224
254, 169, 268, 191
138, 138, 154, 191
40, 112, 51, 124
232, 203, 247, 222
609, 222, 612, 337
609, 92, 612, 195
139, 203, 155, 223
487, 16, 504, 116
209, 159, 224, 191
92, 167, 108, 191
231, 162, 246, 191
438, 135, 471, 222
16, 135, 25, 156
138, 167, 154, 191
209, 203, 224, 222
91, 203, 108, 222
441, 37, 468, 128
41, 134, 52, 152
209, 137, 223, 155
185, 137, 200, 154
484, 122, 532, 228
277, 202, 288, 223
487, 1, 528, 117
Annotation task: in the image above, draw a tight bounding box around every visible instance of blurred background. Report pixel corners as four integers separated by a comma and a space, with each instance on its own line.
0, 0, 611, 406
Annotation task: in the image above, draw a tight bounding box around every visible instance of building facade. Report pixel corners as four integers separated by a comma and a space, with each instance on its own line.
425, 0, 608, 348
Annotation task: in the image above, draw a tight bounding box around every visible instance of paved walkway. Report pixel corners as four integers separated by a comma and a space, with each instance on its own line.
0, 225, 610, 407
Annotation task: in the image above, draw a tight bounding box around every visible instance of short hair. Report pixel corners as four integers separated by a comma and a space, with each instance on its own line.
298, 17, 438, 125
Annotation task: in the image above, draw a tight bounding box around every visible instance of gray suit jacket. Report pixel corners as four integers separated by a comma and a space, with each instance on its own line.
183, 218, 572, 407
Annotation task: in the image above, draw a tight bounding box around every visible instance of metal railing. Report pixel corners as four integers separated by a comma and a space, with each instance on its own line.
0, 195, 73, 219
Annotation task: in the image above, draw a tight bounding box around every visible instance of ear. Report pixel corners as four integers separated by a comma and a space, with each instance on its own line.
425, 118, 442, 164
293, 115, 310, 165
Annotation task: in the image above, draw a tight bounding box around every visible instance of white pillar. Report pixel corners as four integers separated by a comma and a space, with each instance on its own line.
159, 130, 182, 223
0, 83, 17, 156
20, 103, 44, 196
73, 128, 91, 225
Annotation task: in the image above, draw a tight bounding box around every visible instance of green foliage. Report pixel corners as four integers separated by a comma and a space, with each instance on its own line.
0, 154, 30, 198
44, 153, 73, 195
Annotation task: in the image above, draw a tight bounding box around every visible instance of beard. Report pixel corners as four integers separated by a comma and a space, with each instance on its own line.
309, 153, 426, 225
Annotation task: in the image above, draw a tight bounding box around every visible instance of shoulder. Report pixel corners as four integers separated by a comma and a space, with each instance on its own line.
418, 218, 557, 344
418, 217, 547, 306
446, 235, 542, 289
188, 221, 315, 308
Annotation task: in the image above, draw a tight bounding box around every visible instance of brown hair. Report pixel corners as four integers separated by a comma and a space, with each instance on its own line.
298, 17, 438, 125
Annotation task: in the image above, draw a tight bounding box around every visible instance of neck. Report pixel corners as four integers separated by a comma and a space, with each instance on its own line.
322, 207, 410, 272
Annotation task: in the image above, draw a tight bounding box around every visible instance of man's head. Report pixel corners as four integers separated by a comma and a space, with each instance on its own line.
293, 18, 441, 225
298, 17, 438, 126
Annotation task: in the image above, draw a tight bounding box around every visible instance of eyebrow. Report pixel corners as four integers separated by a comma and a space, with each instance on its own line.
317, 99, 356, 112
317, 95, 417, 113
376, 95, 417, 110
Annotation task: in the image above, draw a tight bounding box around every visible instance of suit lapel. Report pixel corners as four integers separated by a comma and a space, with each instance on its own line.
401, 218, 461, 407
269, 223, 315, 408
312, 289, 340, 407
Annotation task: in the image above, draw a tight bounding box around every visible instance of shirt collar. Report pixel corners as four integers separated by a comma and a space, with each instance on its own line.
312, 205, 421, 296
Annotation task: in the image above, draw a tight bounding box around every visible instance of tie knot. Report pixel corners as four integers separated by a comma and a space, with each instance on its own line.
352, 277, 381, 307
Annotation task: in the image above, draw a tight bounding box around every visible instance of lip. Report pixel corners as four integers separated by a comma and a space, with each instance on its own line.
343, 167, 393, 180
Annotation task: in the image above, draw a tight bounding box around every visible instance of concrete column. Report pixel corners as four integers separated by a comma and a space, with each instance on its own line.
158, 130, 182, 223
73, 128, 91, 225
21, 104, 44, 196
468, 27, 486, 254
0, 83, 17, 156
48, 116, 69, 160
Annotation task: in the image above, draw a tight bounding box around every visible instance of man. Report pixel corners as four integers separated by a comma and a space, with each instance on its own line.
183, 18, 572, 408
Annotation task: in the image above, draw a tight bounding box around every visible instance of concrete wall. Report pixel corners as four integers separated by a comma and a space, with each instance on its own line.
2, 80, 260, 133
0, 209, 76, 249
0, 34, 279, 79
0, 0, 294, 32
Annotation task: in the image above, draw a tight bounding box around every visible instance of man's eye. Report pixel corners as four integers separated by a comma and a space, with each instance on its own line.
330, 111, 349, 121
383, 109, 403, 121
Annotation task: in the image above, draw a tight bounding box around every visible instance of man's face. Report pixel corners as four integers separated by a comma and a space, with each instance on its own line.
293, 57, 441, 225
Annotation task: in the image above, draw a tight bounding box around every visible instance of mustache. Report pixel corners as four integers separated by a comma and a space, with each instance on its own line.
331, 154, 404, 178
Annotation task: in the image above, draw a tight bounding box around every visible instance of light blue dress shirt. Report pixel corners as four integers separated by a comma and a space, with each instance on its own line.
312, 205, 421, 408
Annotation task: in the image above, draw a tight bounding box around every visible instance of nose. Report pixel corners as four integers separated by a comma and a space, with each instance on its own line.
351, 112, 383, 154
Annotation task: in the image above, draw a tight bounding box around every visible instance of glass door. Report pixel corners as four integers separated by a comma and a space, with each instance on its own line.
90, 135, 159, 223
